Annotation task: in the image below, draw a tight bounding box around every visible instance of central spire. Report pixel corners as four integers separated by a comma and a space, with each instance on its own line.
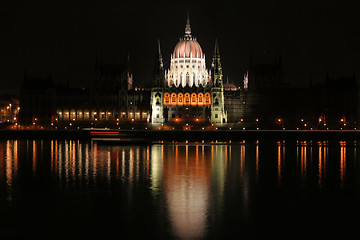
185, 11, 191, 36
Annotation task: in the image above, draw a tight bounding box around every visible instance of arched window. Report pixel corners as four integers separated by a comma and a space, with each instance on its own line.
191, 93, 197, 106
164, 93, 170, 106
77, 109, 83, 120
70, 109, 76, 121
198, 93, 204, 106
184, 93, 190, 106
186, 73, 190, 86
178, 93, 184, 106
57, 109, 63, 120
171, 93, 177, 106
214, 98, 219, 106
205, 93, 211, 106
84, 109, 90, 120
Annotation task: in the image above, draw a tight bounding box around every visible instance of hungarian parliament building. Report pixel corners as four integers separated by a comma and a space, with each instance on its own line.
18, 15, 359, 130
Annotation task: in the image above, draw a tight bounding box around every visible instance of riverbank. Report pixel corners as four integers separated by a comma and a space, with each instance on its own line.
1, 129, 360, 140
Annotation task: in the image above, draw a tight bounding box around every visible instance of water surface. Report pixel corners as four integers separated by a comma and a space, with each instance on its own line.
0, 139, 359, 239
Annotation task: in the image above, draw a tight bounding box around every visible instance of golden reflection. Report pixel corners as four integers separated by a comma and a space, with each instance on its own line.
107, 151, 111, 183
146, 146, 150, 178
32, 140, 37, 175
151, 145, 163, 193
300, 141, 307, 183
277, 141, 282, 184
340, 141, 346, 187
6, 140, 13, 194
318, 141, 323, 187
93, 142, 97, 181
51, 140, 54, 174
136, 147, 140, 181
116, 152, 120, 179
78, 141, 82, 179
129, 148, 134, 181
55, 140, 58, 176
14, 140, 18, 174
240, 141, 245, 178
121, 148, 125, 179
85, 143, 89, 182
65, 140, 69, 183
161, 143, 214, 240
58, 142, 63, 182
256, 140, 259, 181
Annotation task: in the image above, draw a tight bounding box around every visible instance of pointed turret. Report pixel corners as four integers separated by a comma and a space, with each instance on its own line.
211, 38, 223, 87
213, 38, 220, 59
210, 38, 227, 125
152, 38, 165, 87
157, 38, 163, 68
185, 11, 191, 36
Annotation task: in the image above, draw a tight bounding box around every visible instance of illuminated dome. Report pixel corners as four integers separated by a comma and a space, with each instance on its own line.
173, 37, 203, 59
165, 13, 210, 88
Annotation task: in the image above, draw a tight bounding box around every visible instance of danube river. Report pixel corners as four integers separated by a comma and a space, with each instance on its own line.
0, 139, 359, 239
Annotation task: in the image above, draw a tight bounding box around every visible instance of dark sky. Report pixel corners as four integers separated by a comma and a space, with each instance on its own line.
1, 0, 359, 94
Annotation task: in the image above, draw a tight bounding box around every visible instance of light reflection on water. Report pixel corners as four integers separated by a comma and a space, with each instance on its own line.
0, 139, 359, 239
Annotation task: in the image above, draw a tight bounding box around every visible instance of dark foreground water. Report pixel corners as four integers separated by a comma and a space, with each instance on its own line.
0, 139, 359, 239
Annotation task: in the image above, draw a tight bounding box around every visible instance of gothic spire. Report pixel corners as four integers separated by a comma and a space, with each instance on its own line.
158, 38, 163, 68
213, 37, 220, 58
152, 39, 165, 87
211, 38, 223, 87
185, 11, 191, 36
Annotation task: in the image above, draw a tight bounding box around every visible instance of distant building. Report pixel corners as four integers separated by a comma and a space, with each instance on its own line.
19, 58, 149, 128
0, 95, 20, 125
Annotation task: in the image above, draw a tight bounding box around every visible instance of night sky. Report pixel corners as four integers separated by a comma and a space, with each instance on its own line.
1, 0, 359, 94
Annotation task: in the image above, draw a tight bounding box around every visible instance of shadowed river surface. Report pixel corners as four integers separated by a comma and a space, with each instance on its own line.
0, 139, 359, 239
